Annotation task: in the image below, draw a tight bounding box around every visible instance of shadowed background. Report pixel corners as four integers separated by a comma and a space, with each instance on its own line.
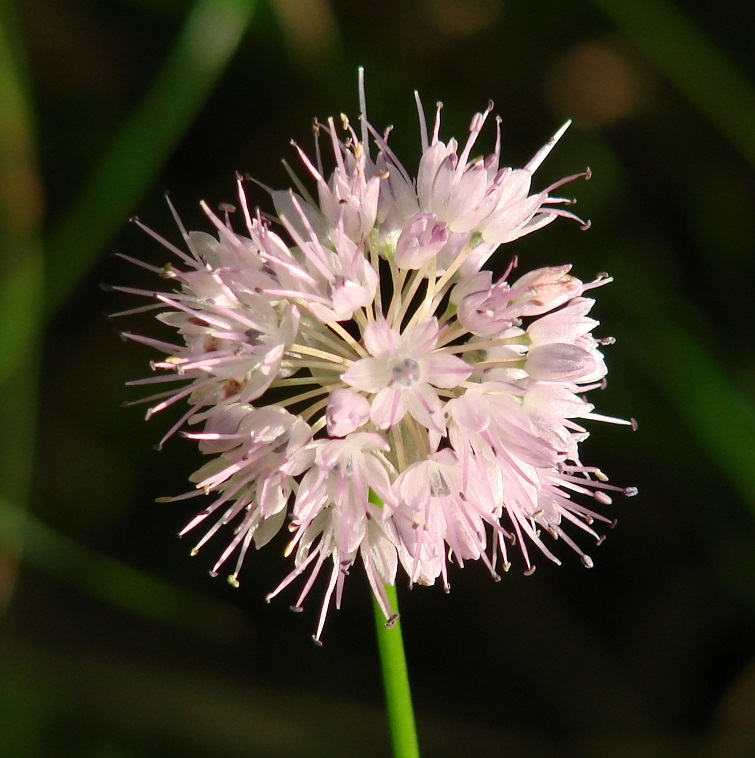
1, 0, 754, 755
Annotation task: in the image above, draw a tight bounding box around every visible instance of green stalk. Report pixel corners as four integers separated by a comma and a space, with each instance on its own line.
368, 490, 420, 756
372, 584, 420, 758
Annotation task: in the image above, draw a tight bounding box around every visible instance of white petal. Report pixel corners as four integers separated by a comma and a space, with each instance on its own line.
366, 519, 398, 583
342, 357, 390, 393
253, 507, 287, 548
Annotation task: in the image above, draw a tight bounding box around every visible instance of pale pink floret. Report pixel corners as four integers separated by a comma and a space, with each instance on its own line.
392, 448, 503, 590
342, 318, 472, 433
268, 432, 399, 644
394, 212, 449, 269
445, 384, 623, 573
293, 116, 381, 243
325, 388, 371, 437
411, 102, 587, 247
270, 198, 379, 323
451, 264, 588, 337
178, 404, 312, 584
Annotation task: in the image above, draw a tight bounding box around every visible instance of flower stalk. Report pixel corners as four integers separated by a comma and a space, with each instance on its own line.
373, 584, 419, 758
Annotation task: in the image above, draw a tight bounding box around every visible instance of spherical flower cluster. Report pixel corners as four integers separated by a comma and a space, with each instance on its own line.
117, 74, 636, 643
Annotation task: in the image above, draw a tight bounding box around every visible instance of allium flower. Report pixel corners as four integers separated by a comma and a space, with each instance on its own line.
117, 71, 636, 643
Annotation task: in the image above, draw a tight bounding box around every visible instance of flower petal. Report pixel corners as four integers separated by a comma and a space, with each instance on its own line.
423, 352, 473, 388
342, 357, 390, 393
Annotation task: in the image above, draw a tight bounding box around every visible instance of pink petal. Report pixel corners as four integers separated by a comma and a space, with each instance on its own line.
400, 317, 439, 355
406, 384, 445, 434
447, 392, 490, 434
363, 319, 398, 358
423, 352, 472, 388
525, 344, 597, 382
371, 386, 407, 429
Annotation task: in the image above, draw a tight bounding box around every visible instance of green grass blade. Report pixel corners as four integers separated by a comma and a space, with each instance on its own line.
44, 0, 257, 319
0, 0, 44, 610
591, 0, 755, 170
0, 494, 246, 641
608, 248, 755, 513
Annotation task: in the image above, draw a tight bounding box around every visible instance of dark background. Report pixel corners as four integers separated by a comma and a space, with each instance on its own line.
1, 0, 754, 755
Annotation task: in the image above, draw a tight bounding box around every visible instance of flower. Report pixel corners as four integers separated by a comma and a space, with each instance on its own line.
117, 70, 636, 643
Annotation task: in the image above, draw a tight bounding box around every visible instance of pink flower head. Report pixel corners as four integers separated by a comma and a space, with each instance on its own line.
118, 70, 635, 641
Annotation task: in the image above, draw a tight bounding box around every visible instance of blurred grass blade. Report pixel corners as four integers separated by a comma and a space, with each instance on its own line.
0, 0, 44, 611
44, 0, 257, 318
591, 0, 755, 170
0, 495, 246, 642
608, 248, 755, 514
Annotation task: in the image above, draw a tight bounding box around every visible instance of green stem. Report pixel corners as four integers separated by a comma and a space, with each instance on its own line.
372, 584, 420, 758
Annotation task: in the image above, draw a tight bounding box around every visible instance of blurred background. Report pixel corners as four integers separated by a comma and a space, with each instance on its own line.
1, 0, 754, 755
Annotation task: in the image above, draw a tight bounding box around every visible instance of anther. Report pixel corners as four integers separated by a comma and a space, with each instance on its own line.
581, 555, 594, 569
385, 614, 399, 629
524, 565, 537, 576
